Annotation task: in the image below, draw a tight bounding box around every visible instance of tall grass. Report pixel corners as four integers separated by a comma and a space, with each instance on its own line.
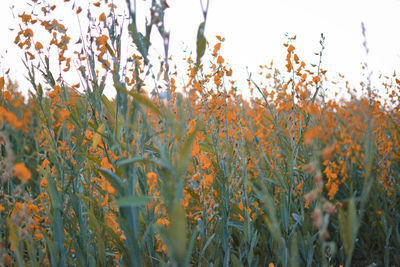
0, 1, 399, 266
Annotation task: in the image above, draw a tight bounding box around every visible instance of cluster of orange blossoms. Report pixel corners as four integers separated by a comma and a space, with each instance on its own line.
0, 1, 399, 265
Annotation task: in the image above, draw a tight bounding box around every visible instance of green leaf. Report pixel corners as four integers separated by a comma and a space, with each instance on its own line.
248, 231, 258, 265
105, 42, 115, 57
101, 95, 116, 118
166, 205, 187, 265
130, 92, 162, 116
183, 228, 199, 266
306, 232, 319, 267
114, 85, 162, 116
231, 253, 244, 267
176, 124, 197, 176
339, 198, 358, 257
79, 153, 101, 165
87, 210, 106, 266
42, 232, 58, 267
98, 168, 124, 195
117, 157, 158, 167
196, 22, 206, 66
128, 24, 149, 64
115, 196, 153, 207
25, 235, 38, 267
200, 233, 215, 260
92, 123, 105, 149
47, 175, 62, 209
8, 219, 25, 267
290, 233, 299, 267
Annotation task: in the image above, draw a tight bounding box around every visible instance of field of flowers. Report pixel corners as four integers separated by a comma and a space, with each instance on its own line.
0, 1, 399, 266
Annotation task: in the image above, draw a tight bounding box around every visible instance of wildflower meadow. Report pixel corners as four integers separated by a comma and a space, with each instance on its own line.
0, 1, 399, 266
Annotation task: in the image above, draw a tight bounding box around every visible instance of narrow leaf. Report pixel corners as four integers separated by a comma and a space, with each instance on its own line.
115, 196, 153, 207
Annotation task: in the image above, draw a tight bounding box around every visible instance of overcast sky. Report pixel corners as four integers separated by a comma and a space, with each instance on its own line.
1, 0, 399, 97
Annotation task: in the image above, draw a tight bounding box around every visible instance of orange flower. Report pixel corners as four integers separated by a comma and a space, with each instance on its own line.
85, 129, 93, 140
293, 54, 299, 63
101, 180, 116, 195
312, 76, 321, 83
35, 41, 43, 50
40, 177, 48, 187
13, 163, 31, 183
187, 119, 196, 136
99, 12, 106, 22
101, 157, 114, 171
97, 35, 108, 46
34, 232, 43, 241
191, 173, 200, 181
101, 193, 109, 207
23, 28, 34, 37
3, 255, 11, 265
191, 139, 200, 157
58, 108, 70, 123
19, 12, 32, 23
238, 200, 244, 210
41, 159, 50, 169
48, 85, 61, 99
0, 107, 23, 129
204, 173, 213, 185
212, 43, 221, 57
198, 154, 211, 170
322, 144, 335, 160
108, 150, 119, 161
156, 217, 170, 227
147, 172, 157, 181
146, 172, 158, 193
304, 126, 322, 145
287, 44, 295, 53
327, 182, 338, 200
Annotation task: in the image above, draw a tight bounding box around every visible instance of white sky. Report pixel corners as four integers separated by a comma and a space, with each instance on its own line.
1, 0, 399, 98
